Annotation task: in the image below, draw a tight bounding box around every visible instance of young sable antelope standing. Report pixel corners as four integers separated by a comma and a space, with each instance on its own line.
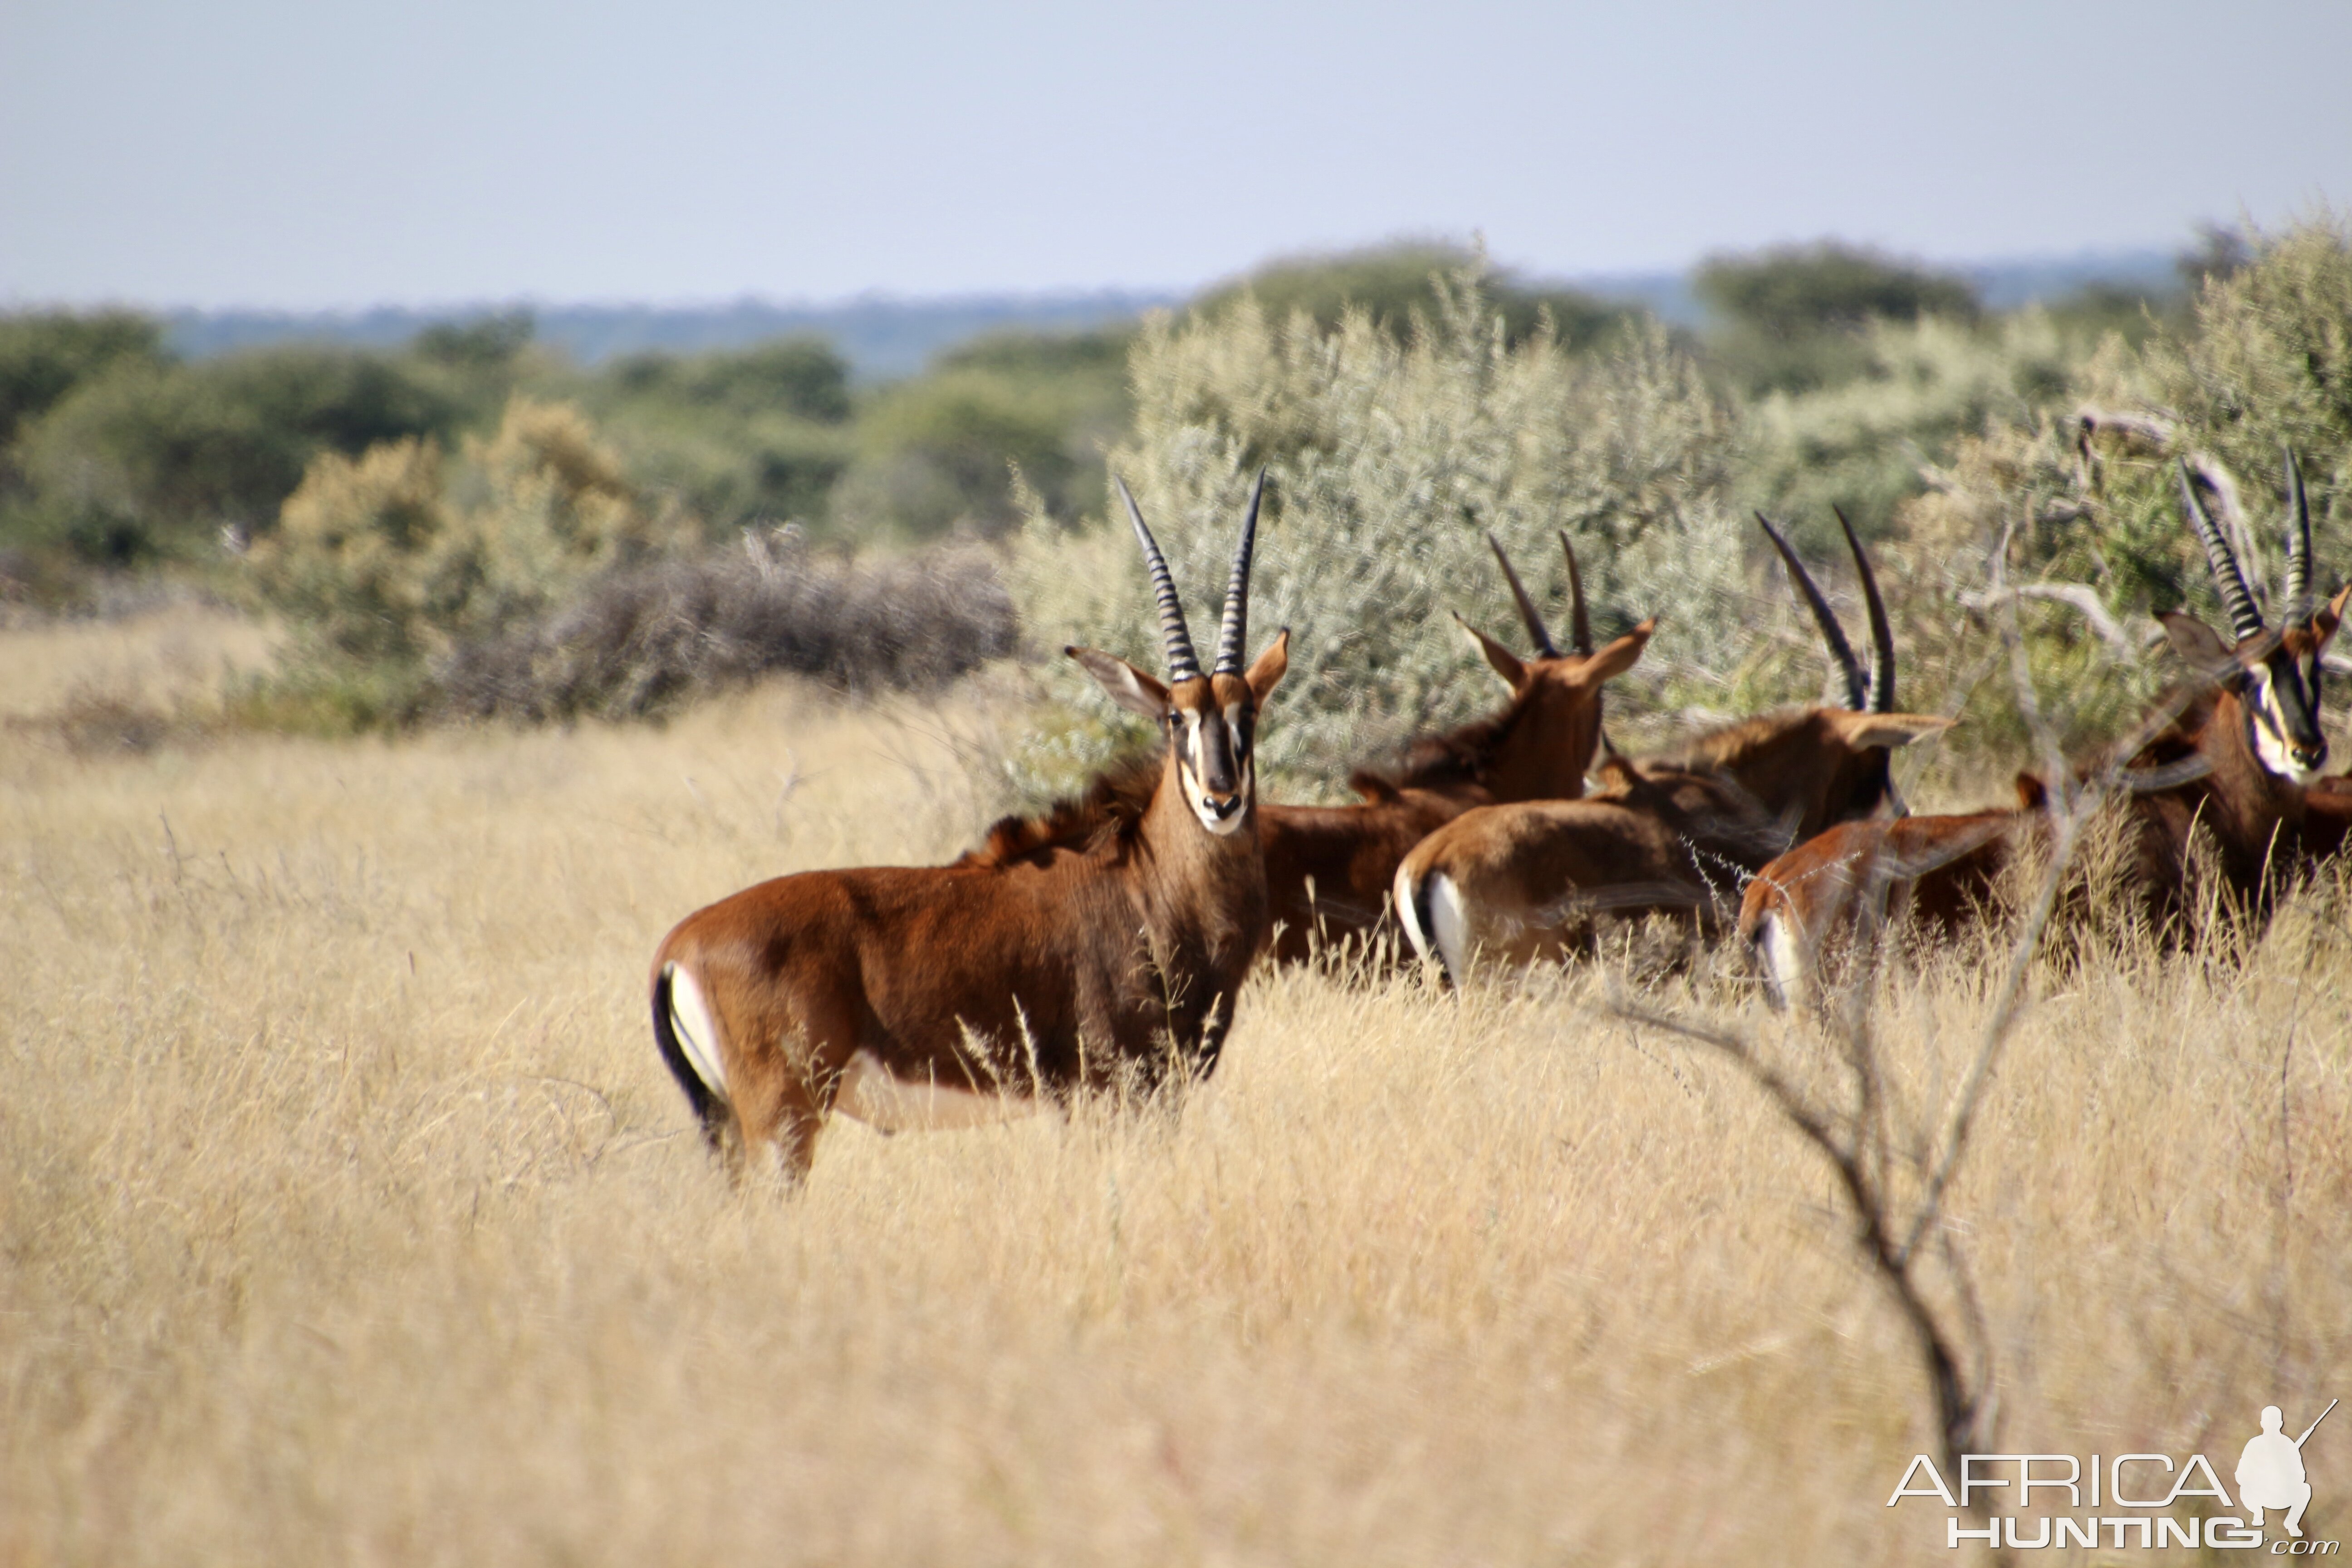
1739, 453, 2347, 1006
1257, 533, 1654, 963
1396, 512, 1951, 983
651, 477, 1288, 1182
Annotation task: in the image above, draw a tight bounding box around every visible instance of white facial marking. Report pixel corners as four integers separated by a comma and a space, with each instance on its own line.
664, 963, 728, 1099
2248, 670, 2322, 784
831, 1049, 1037, 1133
1178, 707, 1248, 835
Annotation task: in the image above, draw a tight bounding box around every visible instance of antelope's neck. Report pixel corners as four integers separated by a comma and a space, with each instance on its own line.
2205, 689, 2309, 830
1133, 756, 1269, 955
1486, 706, 1598, 802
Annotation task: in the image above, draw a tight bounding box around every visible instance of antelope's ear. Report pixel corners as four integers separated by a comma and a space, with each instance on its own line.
1580, 615, 1659, 685
1244, 627, 1290, 706
2315, 584, 2350, 648
1067, 646, 1170, 721
2156, 611, 2240, 680
1454, 613, 1526, 692
1830, 711, 1955, 750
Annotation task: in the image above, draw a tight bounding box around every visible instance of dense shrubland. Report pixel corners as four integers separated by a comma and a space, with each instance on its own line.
5, 220, 2342, 776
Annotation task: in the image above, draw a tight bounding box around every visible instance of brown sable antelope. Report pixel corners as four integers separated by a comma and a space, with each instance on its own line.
2306, 775, 2352, 862
1256, 532, 1655, 964
1394, 512, 1952, 983
1739, 451, 2347, 1007
650, 476, 1288, 1182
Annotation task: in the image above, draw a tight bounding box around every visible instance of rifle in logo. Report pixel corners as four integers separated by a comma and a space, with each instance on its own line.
2241, 1399, 2335, 1539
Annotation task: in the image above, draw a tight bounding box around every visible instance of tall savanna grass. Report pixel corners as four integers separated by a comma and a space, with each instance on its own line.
3, 616, 2346, 1563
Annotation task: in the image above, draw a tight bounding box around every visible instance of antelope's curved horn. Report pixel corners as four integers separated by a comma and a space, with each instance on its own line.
1758, 513, 1865, 710
1211, 470, 1265, 678
1834, 507, 1896, 713
1486, 531, 1557, 658
1117, 475, 1202, 683
1560, 530, 1592, 656
2176, 460, 2266, 641
2283, 446, 2312, 622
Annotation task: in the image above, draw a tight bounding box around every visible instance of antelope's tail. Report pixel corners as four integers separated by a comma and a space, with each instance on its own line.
1394, 858, 1461, 989
653, 960, 733, 1144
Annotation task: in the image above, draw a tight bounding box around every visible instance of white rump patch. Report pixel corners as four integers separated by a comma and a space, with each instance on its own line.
1426, 874, 1473, 985
1755, 912, 1803, 1010
832, 1050, 1034, 1133
1395, 862, 1433, 965
665, 962, 728, 1101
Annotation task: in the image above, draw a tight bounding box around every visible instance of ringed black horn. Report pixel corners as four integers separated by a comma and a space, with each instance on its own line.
2283, 446, 2313, 622
1757, 512, 1867, 711
1560, 531, 1593, 657
1485, 531, 1558, 658
1212, 469, 1266, 678
2176, 459, 2266, 641
1833, 506, 1896, 713
1117, 475, 1203, 682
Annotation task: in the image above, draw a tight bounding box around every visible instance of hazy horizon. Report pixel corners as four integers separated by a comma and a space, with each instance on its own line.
5, 0, 2344, 313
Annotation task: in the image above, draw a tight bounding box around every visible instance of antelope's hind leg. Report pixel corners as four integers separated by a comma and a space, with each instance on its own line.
725, 1038, 826, 1189
722, 990, 860, 1190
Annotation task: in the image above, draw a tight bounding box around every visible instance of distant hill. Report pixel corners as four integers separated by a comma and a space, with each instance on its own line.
160, 249, 2182, 379
165, 290, 1178, 382
1572, 247, 2179, 326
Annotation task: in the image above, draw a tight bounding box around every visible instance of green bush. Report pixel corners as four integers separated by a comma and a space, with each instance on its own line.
250, 397, 686, 681
1193, 242, 1631, 353
1740, 310, 2078, 542
563, 339, 854, 537
1892, 214, 2352, 768
1696, 241, 1983, 397
1011, 262, 1754, 798
0, 311, 166, 451
833, 333, 1129, 539
13, 346, 461, 563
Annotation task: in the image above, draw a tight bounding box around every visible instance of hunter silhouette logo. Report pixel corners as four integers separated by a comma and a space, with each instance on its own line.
1884, 1395, 2340, 1550
2243, 1400, 2335, 1540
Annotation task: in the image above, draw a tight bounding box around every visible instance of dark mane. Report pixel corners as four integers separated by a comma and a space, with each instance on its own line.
958, 752, 1164, 868
1349, 691, 1534, 797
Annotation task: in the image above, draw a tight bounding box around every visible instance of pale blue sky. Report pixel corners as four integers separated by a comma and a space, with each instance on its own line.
3, 0, 2346, 310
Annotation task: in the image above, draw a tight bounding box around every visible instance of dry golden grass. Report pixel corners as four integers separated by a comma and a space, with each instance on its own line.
0, 599, 277, 722
2, 618, 2347, 1565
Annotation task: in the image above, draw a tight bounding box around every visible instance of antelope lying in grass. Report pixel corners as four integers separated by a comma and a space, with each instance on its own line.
651, 477, 1287, 1183
1739, 454, 2347, 1007
1258, 533, 1653, 964
1395, 513, 1950, 982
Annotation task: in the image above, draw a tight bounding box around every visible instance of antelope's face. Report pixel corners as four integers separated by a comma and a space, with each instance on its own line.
2162, 588, 2347, 786
2247, 594, 2345, 783
1068, 631, 1291, 838
1170, 676, 1256, 834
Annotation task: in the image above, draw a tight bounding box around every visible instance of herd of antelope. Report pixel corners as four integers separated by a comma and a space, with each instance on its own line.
651, 452, 2346, 1183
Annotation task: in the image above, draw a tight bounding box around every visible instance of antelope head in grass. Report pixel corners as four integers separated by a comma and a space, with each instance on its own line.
1396, 510, 1951, 983
1739, 449, 2347, 1008
1257, 531, 1654, 965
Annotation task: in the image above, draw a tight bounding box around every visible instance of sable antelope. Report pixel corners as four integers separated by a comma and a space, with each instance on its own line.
1740, 452, 2347, 1006
650, 477, 1288, 1182
1257, 533, 1655, 964
2306, 775, 2352, 862
1396, 513, 1952, 982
